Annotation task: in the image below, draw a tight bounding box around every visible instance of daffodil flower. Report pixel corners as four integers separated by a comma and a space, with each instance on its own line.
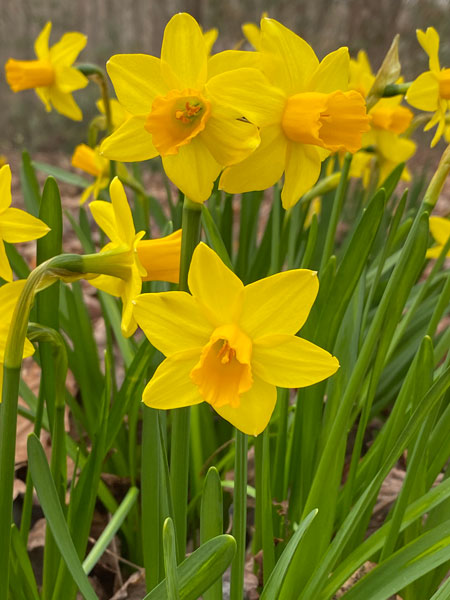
71, 144, 110, 204
100, 13, 264, 203
133, 243, 339, 436
0, 165, 50, 282
218, 17, 371, 209
0, 280, 35, 399
406, 27, 450, 147
426, 216, 450, 258
87, 177, 181, 337
5, 22, 88, 121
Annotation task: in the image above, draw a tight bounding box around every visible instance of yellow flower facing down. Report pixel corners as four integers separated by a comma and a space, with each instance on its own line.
71, 144, 110, 204
0, 280, 35, 399
0, 165, 50, 282
217, 17, 371, 209
100, 12, 266, 203
5, 22, 88, 121
406, 27, 450, 147
133, 243, 339, 436
88, 177, 181, 336
426, 216, 450, 258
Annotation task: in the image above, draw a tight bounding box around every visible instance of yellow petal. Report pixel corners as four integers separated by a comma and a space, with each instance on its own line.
426, 244, 445, 259
282, 143, 322, 209
0, 239, 13, 282
89, 201, 118, 243
56, 66, 88, 93
406, 71, 439, 111
161, 13, 207, 90
429, 216, 450, 245
34, 22, 52, 61
162, 136, 221, 203
0, 208, 50, 242
137, 229, 182, 283
142, 349, 204, 409
200, 108, 260, 166
207, 50, 261, 79
109, 177, 135, 246
133, 291, 212, 355
219, 124, 287, 194
88, 274, 123, 296
120, 265, 142, 337
106, 54, 166, 114
35, 86, 52, 111
0, 279, 26, 320
307, 47, 350, 93
260, 17, 319, 95
188, 243, 244, 326
0, 165, 12, 212
252, 334, 339, 387
214, 375, 277, 436
101, 116, 159, 162
240, 269, 318, 338
417, 27, 440, 73
206, 67, 286, 128
49, 32, 87, 66
376, 131, 416, 163
203, 28, 218, 55
242, 23, 262, 50
48, 87, 82, 120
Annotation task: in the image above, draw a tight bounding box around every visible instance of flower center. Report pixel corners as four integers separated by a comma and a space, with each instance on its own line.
190, 323, 253, 409
370, 104, 413, 134
5, 59, 54, 92
281, 90, 371, 153
145, 88, 211, 156
439, 69, 450, 100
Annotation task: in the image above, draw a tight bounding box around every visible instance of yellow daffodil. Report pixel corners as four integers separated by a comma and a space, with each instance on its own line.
0, 280, 35, 399
218, 17, 371, 209
100, 13, 264, 203
133, 243, 339, 436
426, 216, 450, 258
88, 177, 181, 336
0, 165, 50, 282
71, 144, 110, 204
406, 27, 450, 147
5, 22, 88, 121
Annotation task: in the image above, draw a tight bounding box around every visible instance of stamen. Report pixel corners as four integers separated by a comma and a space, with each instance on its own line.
175, 102, 202, 123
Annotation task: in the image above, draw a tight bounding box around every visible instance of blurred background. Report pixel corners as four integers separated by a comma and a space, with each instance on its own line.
1, 0, 450, 153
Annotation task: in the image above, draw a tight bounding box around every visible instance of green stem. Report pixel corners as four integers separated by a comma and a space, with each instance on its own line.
76, 63, 115, 177
230, 431, 248, 600
170, 197, 202, 562
142, 407, 161, 592
423, 144, 450, 209
178, 197, 202, 291
319, 153, 352, 273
